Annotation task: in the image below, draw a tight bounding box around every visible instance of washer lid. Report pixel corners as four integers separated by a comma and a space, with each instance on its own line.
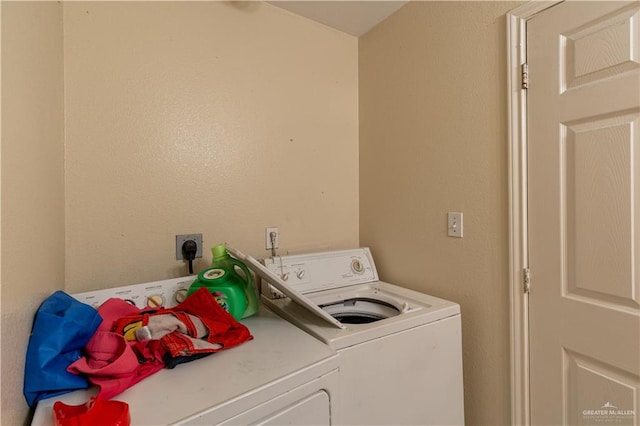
227, 247, 346, 329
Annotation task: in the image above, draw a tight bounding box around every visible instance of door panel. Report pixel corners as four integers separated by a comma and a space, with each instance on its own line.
565, 111, 638, 308
528, 2, 640, 425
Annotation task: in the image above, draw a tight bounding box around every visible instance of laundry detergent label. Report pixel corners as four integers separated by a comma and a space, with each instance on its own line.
211, 291, 230, 313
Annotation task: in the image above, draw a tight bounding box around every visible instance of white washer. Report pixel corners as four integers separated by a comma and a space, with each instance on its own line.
31, 277, 339, 426
258, 248, 465, 426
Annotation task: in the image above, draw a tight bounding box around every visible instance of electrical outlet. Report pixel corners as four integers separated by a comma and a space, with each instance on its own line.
447, 212, 463, 238
265, 227, 279, 250
176, 234, 203, 260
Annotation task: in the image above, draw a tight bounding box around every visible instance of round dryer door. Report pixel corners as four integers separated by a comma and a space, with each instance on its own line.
319, 298, 400, 324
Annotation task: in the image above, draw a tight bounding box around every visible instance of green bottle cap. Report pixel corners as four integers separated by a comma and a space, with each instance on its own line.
211, 244, 228, 261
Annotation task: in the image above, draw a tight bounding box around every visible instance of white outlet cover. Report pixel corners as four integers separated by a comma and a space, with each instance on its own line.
176, 234, 203, 259
266, 227, 279, 249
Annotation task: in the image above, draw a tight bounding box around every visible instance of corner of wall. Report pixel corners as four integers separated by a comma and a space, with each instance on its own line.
1, 2, 65, 424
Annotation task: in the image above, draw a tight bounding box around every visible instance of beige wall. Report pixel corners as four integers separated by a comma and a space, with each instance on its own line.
63, 2, 358, 292
2, 1, 523, 423
1, 1, 65, 424
1, 1, 357, 422
359, 2, 519, 424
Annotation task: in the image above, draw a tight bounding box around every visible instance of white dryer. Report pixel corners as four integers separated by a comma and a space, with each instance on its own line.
245, 247, 465, 426
31, 277, 339, 426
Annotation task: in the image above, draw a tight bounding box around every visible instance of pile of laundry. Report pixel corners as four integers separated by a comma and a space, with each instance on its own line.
24, 288, 253, 407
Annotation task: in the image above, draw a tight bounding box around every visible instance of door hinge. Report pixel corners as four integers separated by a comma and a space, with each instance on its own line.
523, 267, 531, 293
521, 63, 529, 90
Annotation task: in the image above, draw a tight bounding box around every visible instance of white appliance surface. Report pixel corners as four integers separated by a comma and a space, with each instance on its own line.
260, 248, 465, 425
31, 278, 339, 426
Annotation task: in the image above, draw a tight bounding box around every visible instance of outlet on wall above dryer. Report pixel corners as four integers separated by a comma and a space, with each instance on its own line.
266, 227, 279, 250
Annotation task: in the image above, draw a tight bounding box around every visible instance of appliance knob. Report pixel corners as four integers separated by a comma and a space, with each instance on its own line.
174, 288, 188, 304
147, 294, 164, 308
351, 259, 365, 274
297, 270, 305, 279
282, 273, 289, 281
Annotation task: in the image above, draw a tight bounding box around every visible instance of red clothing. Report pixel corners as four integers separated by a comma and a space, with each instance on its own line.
68, 288, 252, 399
67, 331, 164, 400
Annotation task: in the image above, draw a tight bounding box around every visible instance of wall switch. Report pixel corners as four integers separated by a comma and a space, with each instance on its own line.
266, 227, 279, 250
176, 234, 203, 260
447, 212, 463, 238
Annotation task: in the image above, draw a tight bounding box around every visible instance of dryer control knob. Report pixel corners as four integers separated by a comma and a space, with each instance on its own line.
297, 270, 305, 279
282, 273, 289, 281
174, 288, 188, 304
147, 294, 164, 308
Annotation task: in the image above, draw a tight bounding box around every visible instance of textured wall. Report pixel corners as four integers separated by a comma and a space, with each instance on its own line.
1, 2, 65, 424
63, 2, 358, 292
359, 2, 520, 424
1, 1, 357, 421
2, 1, 525, 423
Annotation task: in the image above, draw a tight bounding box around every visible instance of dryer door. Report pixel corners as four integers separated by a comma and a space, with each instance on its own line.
238, 391, 329, 426
210, 377, 334, 426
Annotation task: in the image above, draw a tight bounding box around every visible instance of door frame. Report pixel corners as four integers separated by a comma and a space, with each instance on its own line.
506, 2, 561, 425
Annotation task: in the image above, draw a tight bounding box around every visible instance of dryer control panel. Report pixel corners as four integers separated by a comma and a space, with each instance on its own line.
262, 248, 379, 298
72, 277, 194, 309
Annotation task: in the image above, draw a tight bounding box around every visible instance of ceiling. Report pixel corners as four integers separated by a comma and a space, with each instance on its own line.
266, 1, 409, 37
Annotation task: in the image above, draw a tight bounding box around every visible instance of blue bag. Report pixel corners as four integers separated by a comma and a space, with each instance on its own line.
24, 291, 102, 406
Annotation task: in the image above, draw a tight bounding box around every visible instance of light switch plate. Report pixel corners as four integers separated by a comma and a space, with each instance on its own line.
447, 212, 463, 238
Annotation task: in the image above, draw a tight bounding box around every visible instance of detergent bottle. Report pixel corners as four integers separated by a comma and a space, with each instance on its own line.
186, 244, 259, 320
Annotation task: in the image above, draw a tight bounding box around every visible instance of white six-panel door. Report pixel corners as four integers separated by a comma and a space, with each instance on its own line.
528, 1, 640, 424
